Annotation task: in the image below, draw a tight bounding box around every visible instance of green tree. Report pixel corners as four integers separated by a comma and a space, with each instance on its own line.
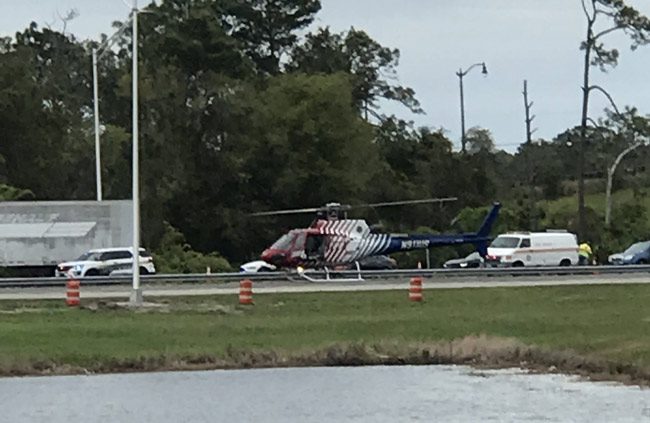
225, 0, 321, 74
233, 73, 378, 258
599, 108, 650, 225
132, 0, 254, 78
108, 2, 258, 249
244, 73, 376, 207
0, 24, 93, 200
290, 27, 422, 119
465, 127, 495, 155
512, 140, 568, 199
577, 0, 650, 238
154, 222, 233, 273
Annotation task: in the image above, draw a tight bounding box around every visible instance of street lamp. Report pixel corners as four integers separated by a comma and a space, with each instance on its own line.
91, 1, 143, 304
92, 49, 101, 201
92, 18, 132, 201
456, 62, 488, 153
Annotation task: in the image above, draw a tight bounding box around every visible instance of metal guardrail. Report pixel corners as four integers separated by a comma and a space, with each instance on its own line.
357, 264, 650, 278
0, 272, 280, 288
0, 265, 649, 288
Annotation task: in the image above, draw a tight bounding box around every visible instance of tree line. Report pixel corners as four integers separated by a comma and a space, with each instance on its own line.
1, 0, 649, 269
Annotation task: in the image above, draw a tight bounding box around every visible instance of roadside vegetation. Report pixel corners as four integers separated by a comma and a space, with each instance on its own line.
153, 222, 233, 273
2, 284, 650, 385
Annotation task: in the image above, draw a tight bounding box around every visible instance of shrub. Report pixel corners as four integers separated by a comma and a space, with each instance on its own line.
153, 222, 233, 274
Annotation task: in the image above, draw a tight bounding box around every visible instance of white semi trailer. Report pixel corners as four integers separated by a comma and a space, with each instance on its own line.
0, 200, 132, 276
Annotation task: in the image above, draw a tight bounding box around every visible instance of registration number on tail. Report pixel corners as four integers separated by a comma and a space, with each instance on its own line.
401, 240, 430, 249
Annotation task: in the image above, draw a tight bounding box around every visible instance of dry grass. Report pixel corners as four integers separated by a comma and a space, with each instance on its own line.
2, 335, 649, 386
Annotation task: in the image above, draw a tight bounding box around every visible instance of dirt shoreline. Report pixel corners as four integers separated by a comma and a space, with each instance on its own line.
3, 335, 649, 386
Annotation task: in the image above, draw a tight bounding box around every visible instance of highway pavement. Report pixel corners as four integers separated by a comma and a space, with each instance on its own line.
1, 273, 649, 301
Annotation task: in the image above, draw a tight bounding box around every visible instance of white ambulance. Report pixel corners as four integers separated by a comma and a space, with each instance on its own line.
486, 231, 579, 267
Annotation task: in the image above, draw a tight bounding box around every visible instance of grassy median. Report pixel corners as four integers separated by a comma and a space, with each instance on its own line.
1, 284, 650, 384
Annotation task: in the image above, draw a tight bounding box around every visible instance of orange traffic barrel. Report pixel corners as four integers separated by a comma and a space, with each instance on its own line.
66, 279, 80, 307
239, 279, 253, 305
409, 276, 423, 302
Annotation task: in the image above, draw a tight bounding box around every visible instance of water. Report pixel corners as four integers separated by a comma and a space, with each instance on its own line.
1, 365, 649, 422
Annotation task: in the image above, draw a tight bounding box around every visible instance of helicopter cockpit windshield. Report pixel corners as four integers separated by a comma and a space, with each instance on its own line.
270, 233, 294, 250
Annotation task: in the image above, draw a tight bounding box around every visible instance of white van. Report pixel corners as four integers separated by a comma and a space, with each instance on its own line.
486, 231, 579, 267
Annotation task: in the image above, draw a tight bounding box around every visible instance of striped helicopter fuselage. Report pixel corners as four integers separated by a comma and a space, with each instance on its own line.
259, 203, 500, 269
316, 219, 491, 265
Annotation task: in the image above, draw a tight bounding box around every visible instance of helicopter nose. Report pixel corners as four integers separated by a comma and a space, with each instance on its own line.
261, 249, 272, 261
261, 249, 285, 265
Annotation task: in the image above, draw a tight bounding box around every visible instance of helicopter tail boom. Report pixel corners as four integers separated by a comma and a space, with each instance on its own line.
379, 202, 501, 256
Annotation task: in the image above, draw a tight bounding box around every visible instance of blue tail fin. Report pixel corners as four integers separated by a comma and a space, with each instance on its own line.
475, 202, 501, 256
477, 202, 501, 238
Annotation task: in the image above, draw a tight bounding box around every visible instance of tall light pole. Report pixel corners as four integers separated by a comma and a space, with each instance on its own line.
92, 19, 132, 202
92, 49, 102, 201
130, 0, 142, 305
456, 62, 488, 153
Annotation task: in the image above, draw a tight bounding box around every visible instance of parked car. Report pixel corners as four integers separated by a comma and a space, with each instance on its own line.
443, 252, 484, 269
239, 260, 277, 273
486, 231, 579, 267
55, 247, 156, 277
608, 241, 650, 265
355, 255, 397, 270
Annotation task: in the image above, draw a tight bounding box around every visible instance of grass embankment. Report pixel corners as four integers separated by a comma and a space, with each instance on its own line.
2, 284, 650, 384
542, 188, 648, 214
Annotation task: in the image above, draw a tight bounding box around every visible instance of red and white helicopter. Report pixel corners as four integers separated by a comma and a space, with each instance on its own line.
240, 198, 501, 272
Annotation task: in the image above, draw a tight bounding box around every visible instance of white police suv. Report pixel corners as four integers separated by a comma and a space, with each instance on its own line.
55, 247, 156, 277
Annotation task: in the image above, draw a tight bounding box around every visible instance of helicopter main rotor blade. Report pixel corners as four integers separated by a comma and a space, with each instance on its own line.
349, 197, 458, 209
249, 207, 321, 217
249, 197, 457, 217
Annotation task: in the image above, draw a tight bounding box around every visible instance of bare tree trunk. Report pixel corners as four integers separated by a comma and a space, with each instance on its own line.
578, 18, 594, 240
605, 167, 613, 227
523, 80, 535, 144
605, 141, 644, 226
522, 80, 537, 229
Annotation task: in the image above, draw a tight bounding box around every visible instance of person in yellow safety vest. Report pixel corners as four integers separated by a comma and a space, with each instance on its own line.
579, 242, 593, 265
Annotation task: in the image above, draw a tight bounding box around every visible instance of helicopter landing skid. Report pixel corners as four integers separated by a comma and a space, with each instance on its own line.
297, 262, 364, 283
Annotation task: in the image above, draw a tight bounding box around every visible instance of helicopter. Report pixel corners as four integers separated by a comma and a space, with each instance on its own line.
244, 198, 501, 271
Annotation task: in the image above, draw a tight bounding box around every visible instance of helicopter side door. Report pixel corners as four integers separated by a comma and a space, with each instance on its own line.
304, 233, 326, 261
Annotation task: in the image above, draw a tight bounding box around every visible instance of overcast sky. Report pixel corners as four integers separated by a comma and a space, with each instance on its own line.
2, 0, 650, 151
